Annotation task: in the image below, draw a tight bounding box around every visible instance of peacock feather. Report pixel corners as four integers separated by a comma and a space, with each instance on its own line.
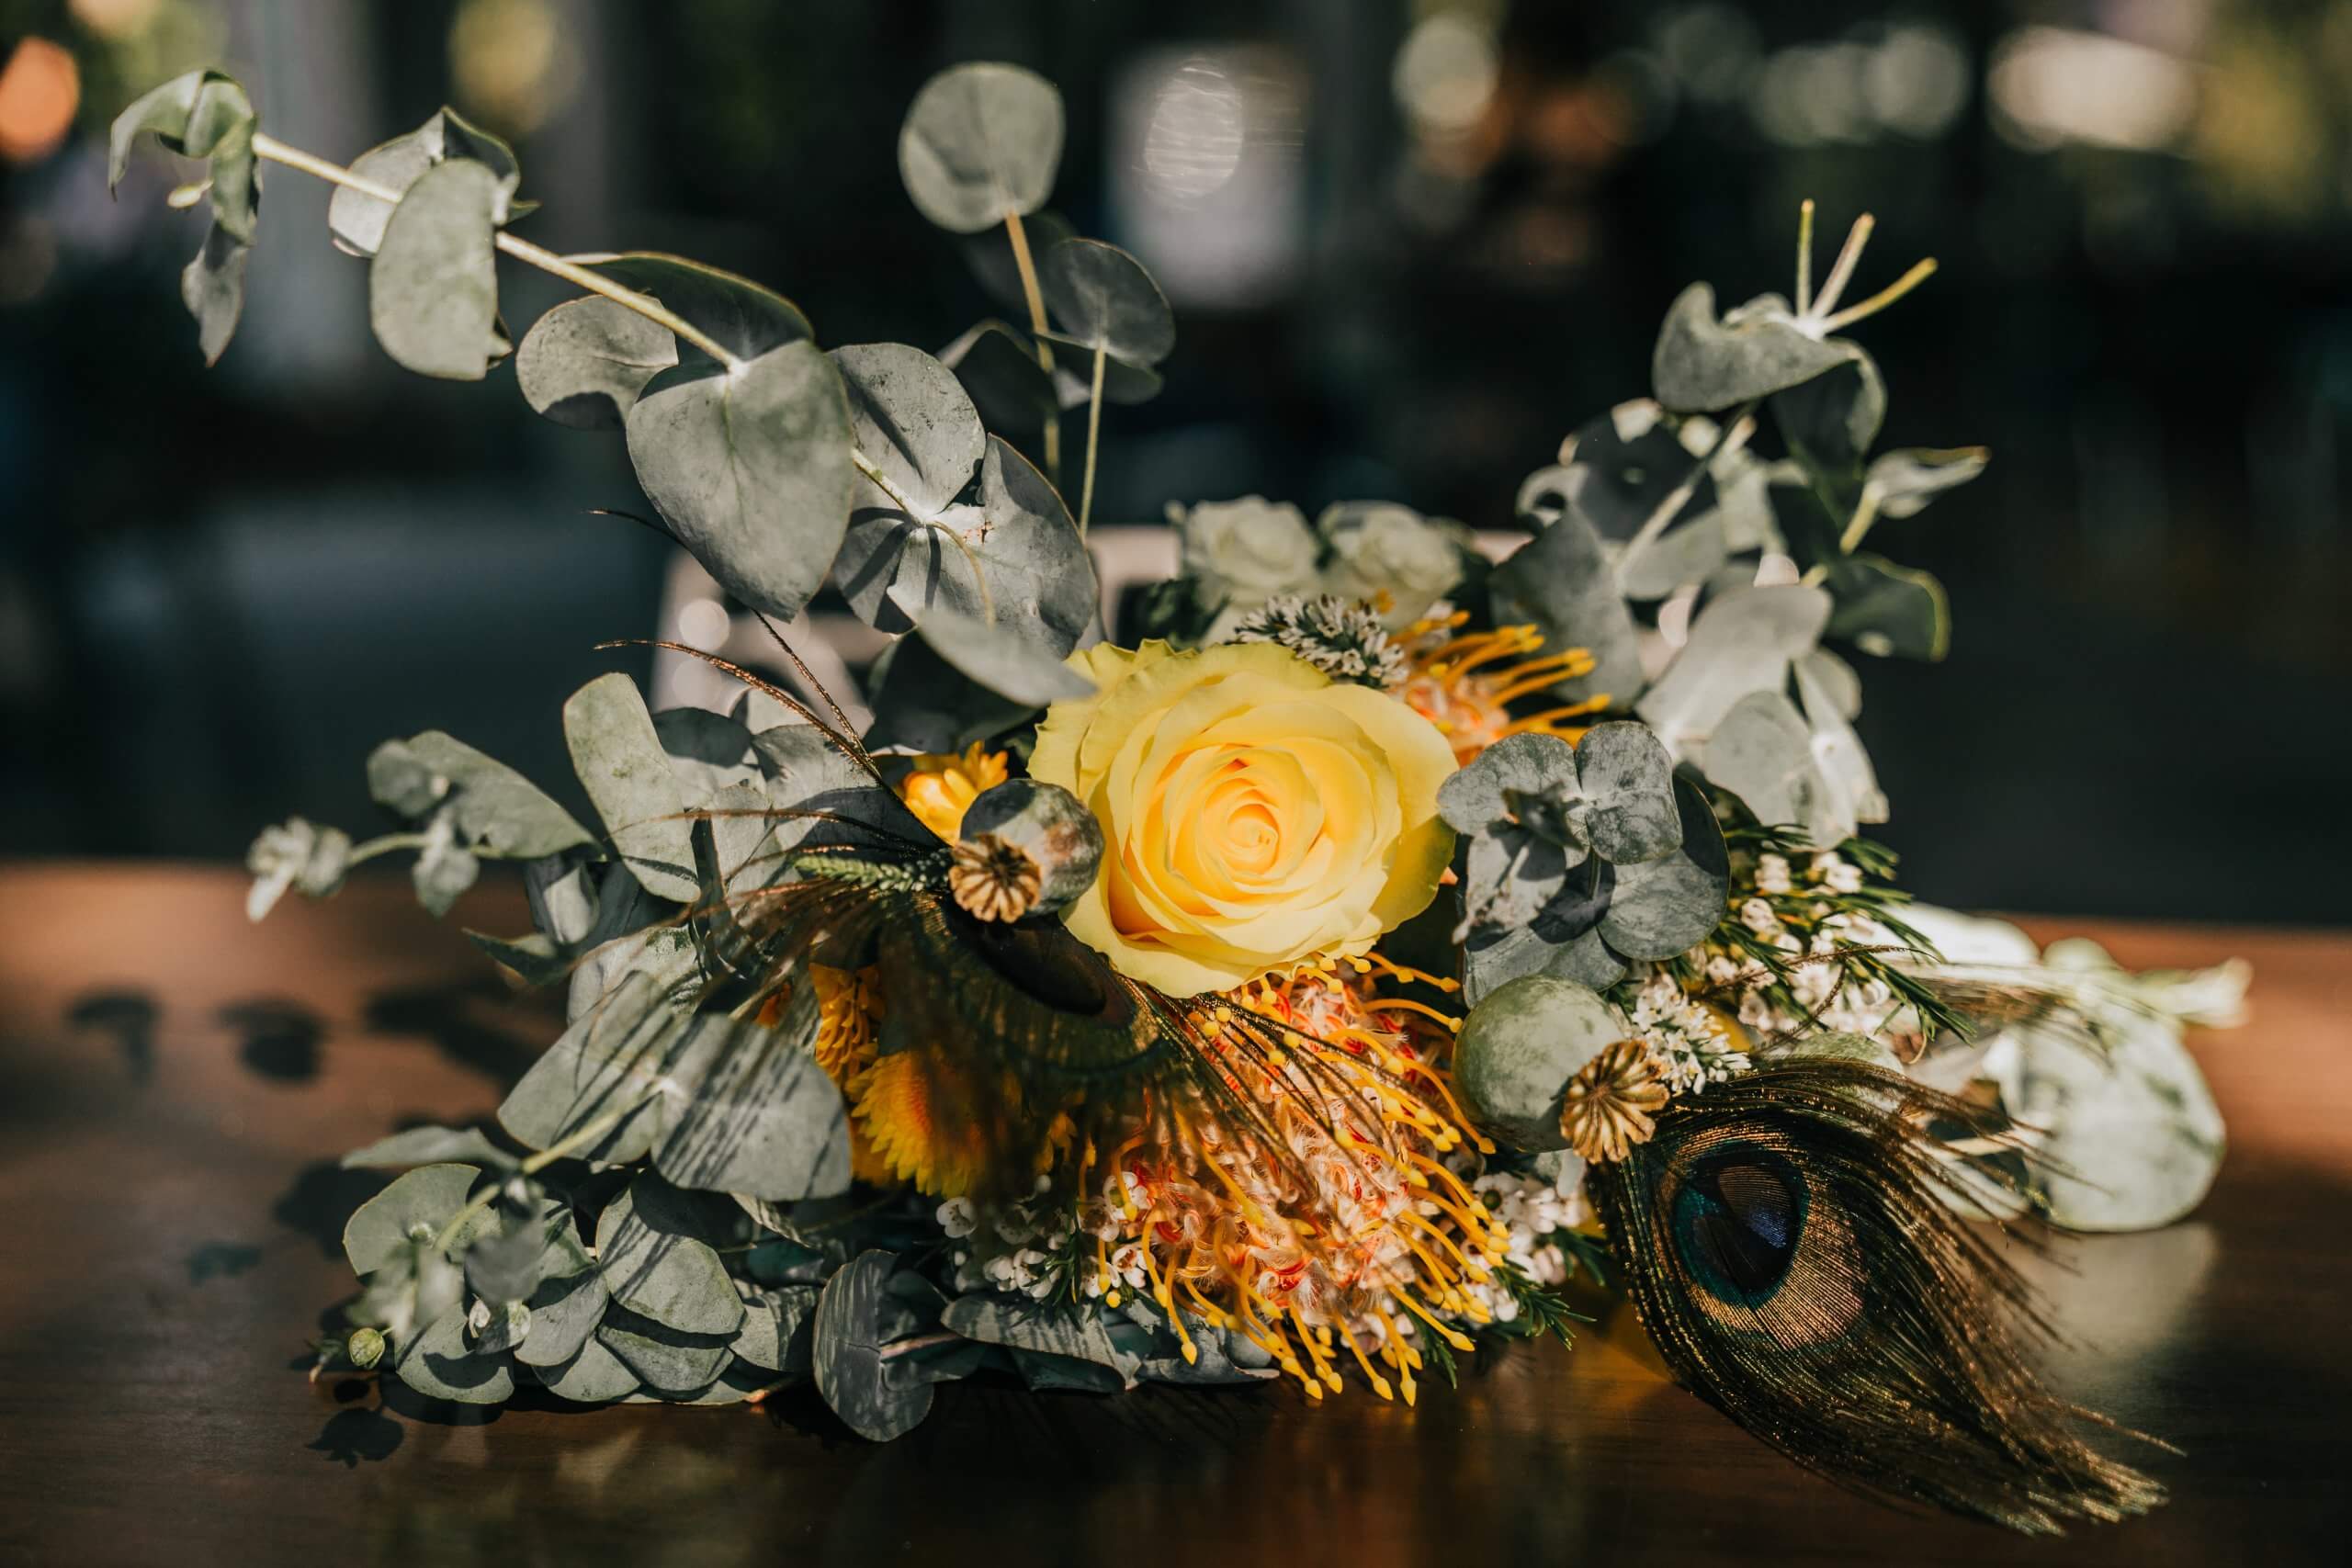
1586, 1055, 2165, 1532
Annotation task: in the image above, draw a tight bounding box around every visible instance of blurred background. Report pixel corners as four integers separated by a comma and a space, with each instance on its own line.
0, 0, 2345, 923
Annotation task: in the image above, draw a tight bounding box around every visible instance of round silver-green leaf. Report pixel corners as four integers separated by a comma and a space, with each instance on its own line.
898, 62, 1065, 233
368, 158, 503, 381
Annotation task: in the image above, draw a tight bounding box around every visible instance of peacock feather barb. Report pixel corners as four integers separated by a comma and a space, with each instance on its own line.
1586, 1056, 2165, 1533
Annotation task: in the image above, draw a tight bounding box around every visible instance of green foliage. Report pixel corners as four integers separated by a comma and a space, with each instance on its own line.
109, 69, 258, 364
367, 159, 506, 379
898, 62, 1064, 234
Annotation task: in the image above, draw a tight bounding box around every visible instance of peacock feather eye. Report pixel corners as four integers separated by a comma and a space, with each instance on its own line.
1668, 1142, 1806, 1309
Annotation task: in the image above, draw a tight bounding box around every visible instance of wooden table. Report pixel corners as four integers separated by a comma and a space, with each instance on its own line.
2, 863, 2345, 1566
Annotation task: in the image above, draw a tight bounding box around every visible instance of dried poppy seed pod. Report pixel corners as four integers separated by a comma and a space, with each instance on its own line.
952, 779, 1103, 921
1454, 975, 1634, 1152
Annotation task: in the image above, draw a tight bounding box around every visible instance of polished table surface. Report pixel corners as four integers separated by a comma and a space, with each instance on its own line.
2, 862, 2346, 1566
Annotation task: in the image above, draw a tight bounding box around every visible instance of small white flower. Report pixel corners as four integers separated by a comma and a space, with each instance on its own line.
935, 1196, 978, 1238
1739, 897, 1780, 935
1812, 852, 1863, 893
1755, 852, 1793, 895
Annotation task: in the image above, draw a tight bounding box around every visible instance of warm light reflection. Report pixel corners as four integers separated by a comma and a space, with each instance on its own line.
0, 38, 81, 165
69, 0, 164, 41
1988, 26, 2198, 152
450, 0, 579, 134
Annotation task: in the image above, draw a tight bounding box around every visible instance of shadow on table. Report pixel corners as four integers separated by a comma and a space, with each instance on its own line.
364, 979, 551, 1089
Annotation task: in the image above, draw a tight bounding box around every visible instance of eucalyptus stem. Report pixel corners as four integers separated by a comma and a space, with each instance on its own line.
1617, 402, 1757, 581
847, 450, 997, 624
1811, 212, 1875, 319
1837, 485, 1884, 555
1815, 258, 1939, 335
429, 1091, 659, 1254
1794, 197, 1815, 316
345, 831, 429, 867
1001, 207, 1061, 482
1079, 343, 1105, 536
249, 132, 741, 369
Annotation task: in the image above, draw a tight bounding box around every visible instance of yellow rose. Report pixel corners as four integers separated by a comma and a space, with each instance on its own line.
1030, 640, 1456, 996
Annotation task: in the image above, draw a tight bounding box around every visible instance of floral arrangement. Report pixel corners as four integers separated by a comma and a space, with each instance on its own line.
114, 60, 2245, 1534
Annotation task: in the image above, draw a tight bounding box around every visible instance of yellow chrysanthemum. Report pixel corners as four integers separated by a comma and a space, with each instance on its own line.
806, 964, 901, 1188
896, 742, 1011, 840
852, 1051, 992, 1198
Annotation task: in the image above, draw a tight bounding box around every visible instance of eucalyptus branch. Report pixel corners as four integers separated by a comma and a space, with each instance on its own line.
1001, 207, 1062, 481
250, 132, 741, 369
1794, 197, 1815, 316
429, 1090, 661, 1254
1616, 401, 1757, 581
1079, 344, 1106, 536
344, 831, 429, 867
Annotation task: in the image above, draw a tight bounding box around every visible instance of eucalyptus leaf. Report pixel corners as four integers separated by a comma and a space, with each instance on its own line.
1792, 654, 1887, 831
342, 1163, 488, 1275
110, 70, 259, 364
941, 1293, 1137, 1388
1698, 690, 1844, 845
1653, 285, 1853, 412
814, 1250, 933, 1440
838, 436, 1096, 661
532, 1333, 639, 1403
1998, 1010, 2225, 1233
833, 342, 987, 522
654, 707, 763, 805
371, 732, 594, 858
1869, 446, 1990, 519
565, 671, 699, 901
575, 253, 813, 364
1487, 503, 1643, 709
517, 296, 677, 428
1771, 347, 1884, 478
1825, 553, 1950, 660
342, 1125, 514, 1171
1038, 239, 1175, 367
898, 62, 1065, 234
1634, 583, 1830, 752
412, 808, 481, 916
329, 106, 526, 257
597, 1306, 735, 1394
390, 1300, 514, 1404
653, 1000, 853, 1202
750, 723, 930, 850
730, 1284, 818, 1375
1557, 401, 1719, 541
181, 222, 250, 367
941, 319, 1058, 434
594, 1175, 748, 1337
625, 339, 854, 625
512, 1265, 611, 1369
500, 964, 695, 1162
908, 604, 1096, 709
1599, 776, 1729, 960
368, 159, 503, 380
109, 70, 258, 237
1576, 722, 1683, 864
860, 632, 1040, 755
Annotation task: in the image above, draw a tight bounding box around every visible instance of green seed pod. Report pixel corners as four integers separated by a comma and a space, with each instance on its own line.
345, 1326, 386, 1370
1453, 975, 1626, 1150
953, 779, 1104, 921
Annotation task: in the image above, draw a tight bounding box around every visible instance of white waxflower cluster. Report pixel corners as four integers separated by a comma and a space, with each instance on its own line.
943, 1186, 1077, 1301
1459, 1165, 1589, 1323
1726, 852, 1920, 1050
1626, 968, 1751, 1093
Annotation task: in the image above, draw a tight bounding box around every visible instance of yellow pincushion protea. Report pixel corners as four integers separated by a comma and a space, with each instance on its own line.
896, 742, 1010, 840
1396, 611, 1609, 765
